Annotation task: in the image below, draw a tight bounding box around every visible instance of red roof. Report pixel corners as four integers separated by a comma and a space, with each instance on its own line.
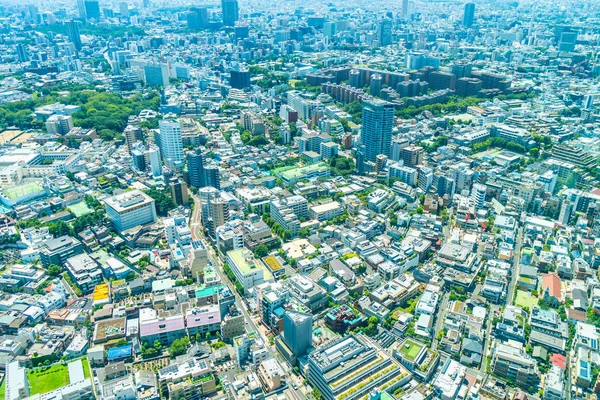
542, 272, 562, 301
550, 353, 567, 370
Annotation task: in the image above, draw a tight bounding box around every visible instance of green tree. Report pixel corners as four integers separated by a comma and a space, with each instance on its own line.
144, 188, 177, 216
168, 337, 190, 358
254, 244, 269, 258
47, 264, 63, 277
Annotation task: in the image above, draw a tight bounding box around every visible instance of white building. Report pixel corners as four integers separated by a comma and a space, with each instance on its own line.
45, 115, 74, 135
309, 201, 343, 222
104, 190, 157, 233
158, 118, 184, 170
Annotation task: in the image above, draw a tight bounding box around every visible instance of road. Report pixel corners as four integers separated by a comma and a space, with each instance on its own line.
506, 227, 524, 305
432, 291, 450, 351
190, 195, 307, 400
61, 276, 77, 298
477, 227, 524, 374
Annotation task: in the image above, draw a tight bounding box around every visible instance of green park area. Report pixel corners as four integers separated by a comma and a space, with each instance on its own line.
515, 290, 538, 309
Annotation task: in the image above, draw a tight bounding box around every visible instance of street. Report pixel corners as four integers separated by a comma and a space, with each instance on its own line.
190, 195, 308, 400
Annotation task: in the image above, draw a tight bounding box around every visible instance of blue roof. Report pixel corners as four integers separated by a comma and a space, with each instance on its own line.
579, 360, 590, 379
108, 345, 132, 360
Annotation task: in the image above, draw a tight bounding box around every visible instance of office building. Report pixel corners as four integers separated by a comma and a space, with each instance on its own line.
188, 7, 208, 30
221, 0, 239, 26
45, 115, 74, 135
124, 125, 143, 154
189, 241, 208, 280
208, 197, 229, 237
282, 311, 312, 357
400, 145, 424, 167
470, 184, 486, 211
64, 253, 103, 294
104, 190, 157, 233
119, 2, 129, 17
356, 145, 366, 175
205, 165, 221, 189
230, 69, 251, 89
491, 342, 539, 389
361, 99, 394, 162
39, 236, 84, 267
309, 202, 344, 222
16, 44, 28, 63
170, 178, 189, 207
226, 249, 271, 292
187, 148, 206, 188
139, 308, 186, 347
270, 195, 308, 237
132, 149, 146, 172
308, 335, 409, 400
77, 0, 87, 19
148, 144, 161, 177
84, 0, 101, 20
6, 361, 29, 400
144, 63, 170, 87
401, 0, 409, 19
159, 118, 184, 170
378, 19, 392, 46
463, 3, 475, 28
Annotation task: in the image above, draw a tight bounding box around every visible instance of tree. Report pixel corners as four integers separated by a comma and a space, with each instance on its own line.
84, 195, 102, 209
154, 340, 162, 350
47, 264, 63, 277
144, 188, 177, 216
529, 147, 539, 158
47, 220, 73, 237
312, 388, 323, 400
254, 244, 269, 258
168, 337, 189, 358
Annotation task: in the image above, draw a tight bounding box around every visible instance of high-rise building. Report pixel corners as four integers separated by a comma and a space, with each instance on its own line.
401, 0, 409, 19
361, 99, 394, 162
230, 69, 251, 89
471, 184, 486, 211
16, 44, 28, 63
370, 74, 383, 97
124, 125, 143, 154
188, 7, 208, 30
119, 2, 129, 17
84, 0, 101, 20
158, 119, 184, 170
187, 148, 206, 188
379, 19, 392, 46
66, 21, 82, 51
147, 145, 161, 177
205, 165, 221, 190
221, 0, 239, 26
209, 198, 229, 237
189, 241, 208, 280
144, 63, 169, 87
463, 3, 475, 28
199, 187, 218, 227
170, 178, 189, 206
45, 115, 74, 135
104, 190, 157, 233
400, 145, 424, 167
282, 311, 312, 357
356, 145, 366, 175
77, 0, 87, 19
132, 149, 146, 172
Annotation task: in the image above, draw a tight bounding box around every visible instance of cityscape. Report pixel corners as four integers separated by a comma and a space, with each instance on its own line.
0, 0, 599, 399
